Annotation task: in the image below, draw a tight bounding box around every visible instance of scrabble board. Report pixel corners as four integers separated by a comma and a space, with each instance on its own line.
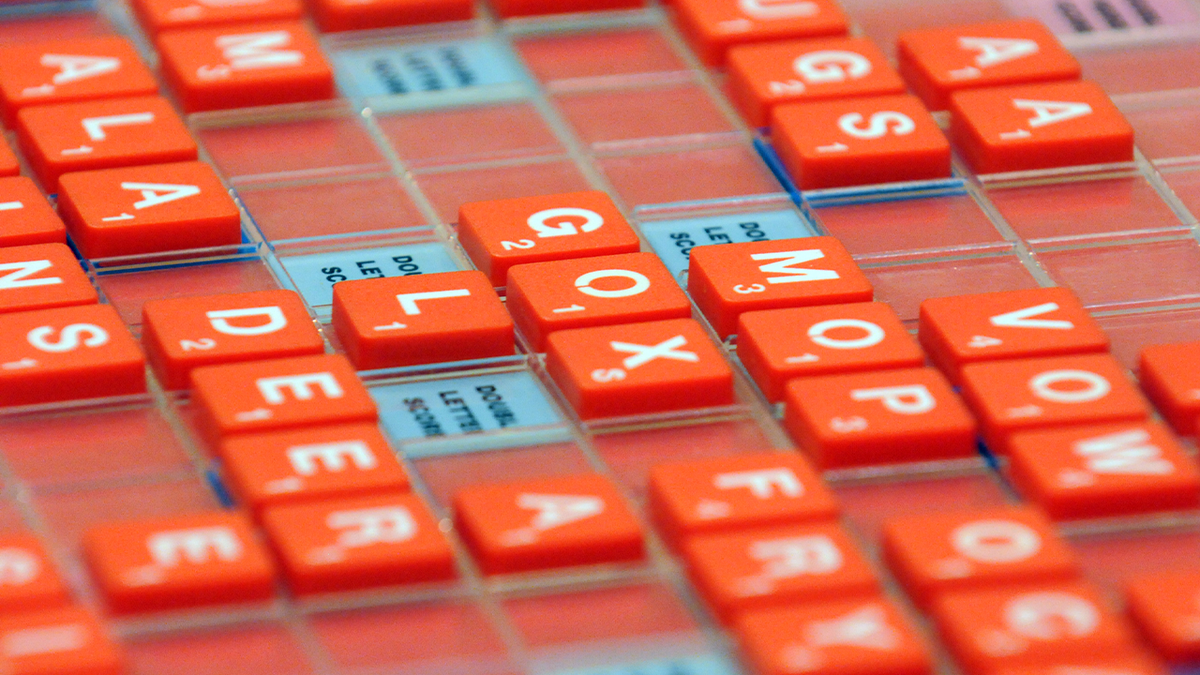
2, 0, 1200, 673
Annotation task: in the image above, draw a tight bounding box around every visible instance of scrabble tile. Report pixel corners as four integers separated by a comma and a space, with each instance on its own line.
191, 354, 378, 440
220, 423, 410, 511
506, 252, 691, 351
0, 244, 95, 315
544, 318, 734, 419
1124, 570, 1200, 663
489, 0, 644, 18
932, 581, 1143, 674
959, 354, 1150, 455
1007, 422, 1200, 520
0, 37, 158, 125
782, 367, 977, 469
0, 304, 145, 407
156, 22, 335, 113
0, 535, 69, 613
735, 597, 934, 675
738, 302, 924, 402
310, 0, 472, 32
1139, 340, 1200, 435
142, 289, 324, 390
771, 94, 951, 190
15, 95, 197, 190
83, 511, 276, 613
131, 0, 304, 35
647, 452, 839, 545
949, 80, 1134, 174
57, 161, 242, 258
683, 521, 879, 621
919, 287, 1109, 383
674, 0, 849, 66
0, 177, 67, 248
457, 191, 640, 286
0, 606, 124, 675
332, 270, 513, 371
880, 506, 1079, 607
897, 19, 1081, 110
453, 473, 644, 575
727, 36, 904, 127
0, 135, 18, 177
688, 237, 872, 338
262, 492, 455, 595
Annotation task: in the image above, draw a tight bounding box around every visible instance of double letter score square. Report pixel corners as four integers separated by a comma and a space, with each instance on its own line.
545, 318, 734, 419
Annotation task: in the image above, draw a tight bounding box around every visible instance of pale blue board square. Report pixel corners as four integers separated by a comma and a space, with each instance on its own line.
373, 370, 563, 452
277, 242, 459, 307
333, 38, 528, 102
639, 210, 817, 284
545, 654, 740, 675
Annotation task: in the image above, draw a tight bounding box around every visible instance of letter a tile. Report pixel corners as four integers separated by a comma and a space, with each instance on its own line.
545, 318, 734, 419
453, 474, 643, 575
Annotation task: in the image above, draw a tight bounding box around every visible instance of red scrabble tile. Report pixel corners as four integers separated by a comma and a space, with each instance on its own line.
897, 19, 1081, 111
57, 161, 242, 258
220, 423, 410, 511
949, 80, 1135, 174
83, 511, 276, 613
506, 252, 691, 351
959, 353, 1150, 455
783, 367, 977, 469
190, 354, 377, 440
1007, 422, 1200, 520
0, 535, 69, 613
1139, 340, 1200, 435
647, 452, 839, 545
15, 95, 197, 190
674, 0, 849, 66
920, 287, 1109, 383
0, 244, 95, 315
131, 0, 304, 35
262, 492, 455, 595
728, 36, 904, 127
880, 506, 1079, 608
1124, 569, 1200, 663
310, 0, 472, 32
453, 473, 644, 575
0, 606, 124, 675
544, 318, 734, 419
738, 302, 924, 402
0, 177, 67, 248
0, 135, 18, 177
489, 0, 644, 18
157, 22, 335, 113
688, 236, 872, 338
683, 521, 878, 621
332, 270, 513, 371
932, 581, 1144, 674
0, 304, 145, 407
0, 37, 158, 125
142, 289, 324, 390
735, 597, 934, 675
771, 94, 951, 190
457, 191, 640, 286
